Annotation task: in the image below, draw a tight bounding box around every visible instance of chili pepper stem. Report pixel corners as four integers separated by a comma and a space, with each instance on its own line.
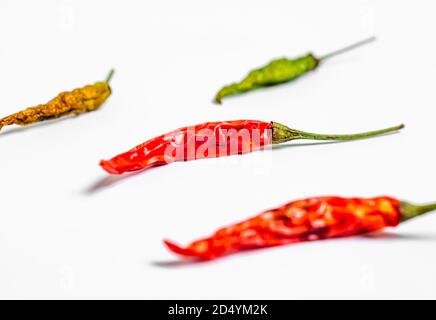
400, 202, 436, 221
105, 69, 115, 83
318, 36, 376, 61
272, 122, 404, 144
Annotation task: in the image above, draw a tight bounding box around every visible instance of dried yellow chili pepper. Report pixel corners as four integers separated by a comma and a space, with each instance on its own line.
0, 69, 114, 132
214, 37, 376, 104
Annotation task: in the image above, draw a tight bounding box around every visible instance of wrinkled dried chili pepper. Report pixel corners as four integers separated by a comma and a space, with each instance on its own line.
0, 69, 114, 132
214, 37, 375, 103
100, 120, 403, 175
164, 196, 436, 260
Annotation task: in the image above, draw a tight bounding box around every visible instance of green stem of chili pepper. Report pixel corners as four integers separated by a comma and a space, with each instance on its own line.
400, 202, 436, 221
105, 69, 115, 83
318, 36, 376, 61
272, 122, 404, 144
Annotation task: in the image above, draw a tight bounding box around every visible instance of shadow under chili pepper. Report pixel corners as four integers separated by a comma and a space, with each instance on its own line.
150, 259, 214, 268
0, 114, 80, 136
83, 170, 147, 195
271, 140, 343, 150
361, 231, 436, 241
151, 231, 436, 268
83, 142, 332, 194
85, 132, 400, 194
84, 162, 176, 194
151, 242, 304, 268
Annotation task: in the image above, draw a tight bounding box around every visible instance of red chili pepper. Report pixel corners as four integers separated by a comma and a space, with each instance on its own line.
100, 120, 404, 174
164, 196, 436, 260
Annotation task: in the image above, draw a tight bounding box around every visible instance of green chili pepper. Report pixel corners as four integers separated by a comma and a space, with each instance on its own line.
214, 37, 376, 104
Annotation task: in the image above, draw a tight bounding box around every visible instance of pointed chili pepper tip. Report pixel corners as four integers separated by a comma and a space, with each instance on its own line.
163, 239, 192, 256
99, 160, 122, 175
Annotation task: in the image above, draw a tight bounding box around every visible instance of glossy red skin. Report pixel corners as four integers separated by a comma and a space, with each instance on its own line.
100, 120, 272, 174
164, 196, 401, 260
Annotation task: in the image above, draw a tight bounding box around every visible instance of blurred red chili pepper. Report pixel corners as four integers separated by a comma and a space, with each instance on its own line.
164, 196, 436, 260
100, 120, 404, 174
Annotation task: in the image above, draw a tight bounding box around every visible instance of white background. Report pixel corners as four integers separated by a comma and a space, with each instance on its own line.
0, 0, 435, 299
